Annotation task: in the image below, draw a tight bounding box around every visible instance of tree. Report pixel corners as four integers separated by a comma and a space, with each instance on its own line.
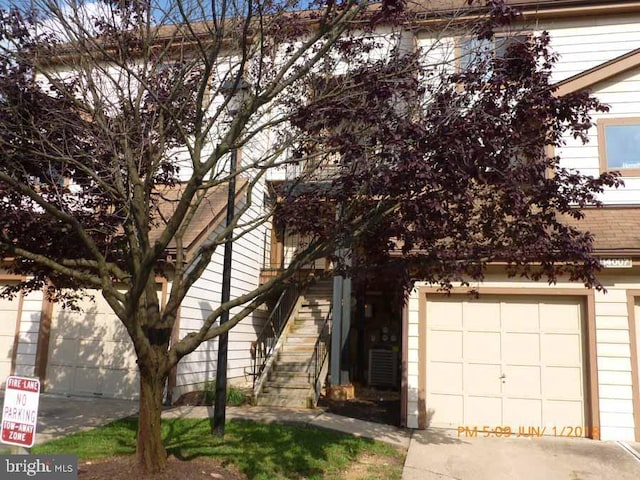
0, 0, 620, 474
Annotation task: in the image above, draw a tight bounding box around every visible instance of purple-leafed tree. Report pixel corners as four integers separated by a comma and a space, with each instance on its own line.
0, 0, 620, 473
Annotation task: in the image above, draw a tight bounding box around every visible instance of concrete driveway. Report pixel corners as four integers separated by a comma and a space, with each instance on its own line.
2, 394, 139, 446
402, 428, 640, 480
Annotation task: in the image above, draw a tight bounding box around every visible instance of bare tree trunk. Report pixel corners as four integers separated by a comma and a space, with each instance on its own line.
136, 353, 168, 473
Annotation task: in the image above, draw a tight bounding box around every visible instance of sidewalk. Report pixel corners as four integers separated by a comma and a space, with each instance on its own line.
162, 405, 412, 449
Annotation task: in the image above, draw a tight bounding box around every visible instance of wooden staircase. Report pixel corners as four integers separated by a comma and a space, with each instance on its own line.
256, 281, 332, 408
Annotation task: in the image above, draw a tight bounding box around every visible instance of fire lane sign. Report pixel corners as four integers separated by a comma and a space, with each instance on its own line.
1, 376, 40, 448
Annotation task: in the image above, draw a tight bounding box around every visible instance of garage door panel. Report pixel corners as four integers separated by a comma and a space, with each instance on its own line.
49, 338, 78, 365
102, 370, 139, 399
77, 340, 106, 366
539, 301, 581, 331
501, 301, 539, 332
45, 365, 73, 393
429, 362, 462, 393
0, 315, 17, 335
428, 394, 463, 427
0, 336, 14, 359
74, 367, 101, 394
542, 334, 582, 366
465, 396, 502, 426
55, 311, 99, 339
464, 331, 501, 362
427, 300, 462, 329
464, 364, 501, 395
544, 399, 584, 427
503, 333, 540, 364
504, 398, 542, 427
430, 331, 462, 361
503, 366, 541, 397
463, 301, 500, 330
543, 367, 583, 399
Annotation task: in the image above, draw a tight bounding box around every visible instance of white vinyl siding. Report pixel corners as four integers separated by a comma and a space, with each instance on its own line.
556, 68, 640, 204
174, 184, 268, 399
537, 14, 640, 83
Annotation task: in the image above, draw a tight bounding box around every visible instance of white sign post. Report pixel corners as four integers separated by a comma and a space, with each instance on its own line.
1, 376, 40, 448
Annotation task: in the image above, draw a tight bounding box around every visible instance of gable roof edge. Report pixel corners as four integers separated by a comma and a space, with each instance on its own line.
554, 47, 640, 96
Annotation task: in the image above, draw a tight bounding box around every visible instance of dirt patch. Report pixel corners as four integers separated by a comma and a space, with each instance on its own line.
318, 384, 400, 426
173, 390, 213, 406
78, 456, 244, 480
343, 452, 404, 480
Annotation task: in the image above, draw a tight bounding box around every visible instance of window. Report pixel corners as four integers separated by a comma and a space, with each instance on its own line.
598, 118, 640, 176
459, 34, 529, 72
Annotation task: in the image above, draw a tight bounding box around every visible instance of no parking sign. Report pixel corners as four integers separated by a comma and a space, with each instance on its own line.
1, 376, 40, 448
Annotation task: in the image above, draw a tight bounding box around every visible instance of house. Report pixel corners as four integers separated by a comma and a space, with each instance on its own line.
0, 180, 268, 401
1, 0, 640, 445
261, 0, 640, 443
400, 0, 640, 442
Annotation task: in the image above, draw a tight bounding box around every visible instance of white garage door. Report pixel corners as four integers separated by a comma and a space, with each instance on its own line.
426, 295, 586, 434
46, 290, 139, 399
0, 283, 20, 386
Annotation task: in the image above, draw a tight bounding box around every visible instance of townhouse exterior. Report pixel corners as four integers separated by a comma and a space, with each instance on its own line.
2, 0, 640, 443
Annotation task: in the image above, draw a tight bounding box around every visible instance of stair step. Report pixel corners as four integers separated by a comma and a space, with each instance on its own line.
256, 396, 311, 408
258, 387, 310, 394
282, 344, 314, 353
291, 328, 324, 337
273, 362, 312, 371
295, 311, 330, 319
278, 353, 313, 363
268, 370, 311, 380
294, 316, 327, 323
264, 379, 311, 389
286, 338, 317, 346
301, 300, 332, 306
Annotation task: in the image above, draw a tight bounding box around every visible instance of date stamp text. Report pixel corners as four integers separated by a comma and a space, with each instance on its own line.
457, 425, 599, 438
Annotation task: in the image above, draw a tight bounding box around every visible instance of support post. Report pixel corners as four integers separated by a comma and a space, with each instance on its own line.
340, 276, 351, 384
330, 274, 343, 385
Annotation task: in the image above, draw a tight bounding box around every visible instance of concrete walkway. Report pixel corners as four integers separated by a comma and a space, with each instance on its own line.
402, 428, 640, 480
35, 394, 139, 445
30, 396, 640, 480
162, 405, 412, 449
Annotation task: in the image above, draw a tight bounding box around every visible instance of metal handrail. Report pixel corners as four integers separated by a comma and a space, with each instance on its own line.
310, 305, 332, 397
252, 283, 299, 388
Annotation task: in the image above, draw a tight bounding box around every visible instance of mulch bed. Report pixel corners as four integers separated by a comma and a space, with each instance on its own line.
78, 456, 244, 480
317, 384, 401, 426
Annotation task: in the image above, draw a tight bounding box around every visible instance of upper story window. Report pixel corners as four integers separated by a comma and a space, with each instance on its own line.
459, 34, 529, 72
597, 118, 640, 176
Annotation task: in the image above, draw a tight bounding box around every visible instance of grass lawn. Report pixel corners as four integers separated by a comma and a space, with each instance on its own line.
32, 418, 406, 480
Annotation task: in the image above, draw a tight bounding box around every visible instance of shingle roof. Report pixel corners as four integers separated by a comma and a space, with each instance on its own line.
407, 0, 635, 14
564, 207, 640, 255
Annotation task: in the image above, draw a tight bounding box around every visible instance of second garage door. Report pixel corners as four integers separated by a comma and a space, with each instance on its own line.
45, 290, 139, 399
426, 295, 586, 433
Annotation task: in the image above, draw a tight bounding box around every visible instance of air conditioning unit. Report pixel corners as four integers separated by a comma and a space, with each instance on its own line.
368, 349, 398, 387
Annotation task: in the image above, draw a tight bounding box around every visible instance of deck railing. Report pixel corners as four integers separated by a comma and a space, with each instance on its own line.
310, 305, 332, 402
